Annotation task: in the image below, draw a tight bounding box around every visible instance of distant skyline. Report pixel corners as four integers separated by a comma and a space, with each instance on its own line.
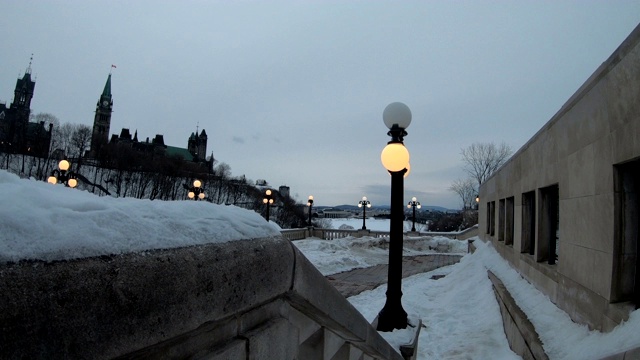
2, 1, 640, 208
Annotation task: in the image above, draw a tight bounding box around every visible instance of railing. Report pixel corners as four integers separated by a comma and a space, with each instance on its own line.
281, 224, 478, 241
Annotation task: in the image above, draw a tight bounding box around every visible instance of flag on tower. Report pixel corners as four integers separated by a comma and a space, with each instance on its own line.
111, 64, 117, 68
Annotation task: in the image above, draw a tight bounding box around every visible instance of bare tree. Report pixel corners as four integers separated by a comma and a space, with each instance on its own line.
69, 124, 92, 158
450, 178, 477, 210
461, 142, 512, 187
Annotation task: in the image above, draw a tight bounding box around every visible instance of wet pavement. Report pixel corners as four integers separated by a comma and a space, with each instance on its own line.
325, 254, 463, 298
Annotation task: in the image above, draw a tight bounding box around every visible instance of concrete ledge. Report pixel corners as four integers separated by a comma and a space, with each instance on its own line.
0, 237, 294, 359
287, 244, 404, 360
0, 236, 405, 359
488, 270, 549, 360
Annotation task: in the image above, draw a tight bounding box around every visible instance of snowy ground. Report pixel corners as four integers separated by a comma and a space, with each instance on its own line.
2, 170, 639, 359
295, 236, 640, 360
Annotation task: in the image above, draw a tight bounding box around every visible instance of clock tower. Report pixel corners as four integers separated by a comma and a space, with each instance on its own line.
89, 73, 113, 158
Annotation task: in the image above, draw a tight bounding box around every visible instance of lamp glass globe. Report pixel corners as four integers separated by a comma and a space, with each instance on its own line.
58, 159, 70, 171
193, 179, 202, 188
47, 176, 57, 184
198, 192, 205, 199
382, 102, 412, 130
381, 143, 410, 172
68, 178, 78, 188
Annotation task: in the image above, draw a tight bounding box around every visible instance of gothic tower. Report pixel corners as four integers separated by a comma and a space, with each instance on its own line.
197, 129, 207, 159
8, 59, 36, 148
89, 74, 113, 158
187, 128, 208, 161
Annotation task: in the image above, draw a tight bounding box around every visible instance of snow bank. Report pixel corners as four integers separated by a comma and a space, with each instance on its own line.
293, 235, 467, 275
0, 171, 281, 263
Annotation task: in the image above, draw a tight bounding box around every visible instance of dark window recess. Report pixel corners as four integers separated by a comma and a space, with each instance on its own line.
498, 199, 505, 241
505, 197, 515, 246
615, 160, 640, 308
522, 191, 536, 255
489, 201, 496, 236
539, 185, 559, 265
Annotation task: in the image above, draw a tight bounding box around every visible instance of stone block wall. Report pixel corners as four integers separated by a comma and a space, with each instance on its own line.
479, 23, 640, 331
0, 237, 404, 360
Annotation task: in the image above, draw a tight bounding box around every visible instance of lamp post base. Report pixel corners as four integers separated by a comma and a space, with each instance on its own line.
376, 295, 408, 331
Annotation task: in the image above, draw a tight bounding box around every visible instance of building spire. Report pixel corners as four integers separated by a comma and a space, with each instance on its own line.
102, 73, 112, 98
26, 54, 33, 75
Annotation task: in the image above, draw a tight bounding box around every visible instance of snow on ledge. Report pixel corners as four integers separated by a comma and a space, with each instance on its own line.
0, 170, 281, 263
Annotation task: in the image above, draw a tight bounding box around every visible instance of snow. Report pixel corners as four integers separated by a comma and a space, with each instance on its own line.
0, 170, 280, 263
296, 237, 640, 359
2, 170, 640, 359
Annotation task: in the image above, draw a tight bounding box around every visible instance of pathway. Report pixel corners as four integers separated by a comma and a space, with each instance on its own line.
326, 254, 463, 298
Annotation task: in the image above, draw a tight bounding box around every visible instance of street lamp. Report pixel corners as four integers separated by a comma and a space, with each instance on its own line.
47, 159, 78, 188
475, 194, 480, 210
377, 102, 411, 332
407, 196, 422, 232
307, 195, 314, 226
187, 179, 206, 201
263, 189, 274, 221
357, 196, 371, 230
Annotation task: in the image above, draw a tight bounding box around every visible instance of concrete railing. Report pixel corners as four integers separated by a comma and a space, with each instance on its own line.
0, 236, 405, 360
281, 227, 390, 241
281, 224, 478, 242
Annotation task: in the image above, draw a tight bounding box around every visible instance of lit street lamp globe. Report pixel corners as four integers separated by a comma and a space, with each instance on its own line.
58, 159, 70, 172
381, 143, 410, 172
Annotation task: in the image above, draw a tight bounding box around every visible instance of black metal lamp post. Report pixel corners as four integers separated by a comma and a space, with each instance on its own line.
188, 179, 206, 201
475, 194, 480, 210
358, 196, 371, 230
377, 102, 412, 332
47, 159, 78, 188
307, 195, 314, 226
263, 189, 274, 221
407, 197, 421, 232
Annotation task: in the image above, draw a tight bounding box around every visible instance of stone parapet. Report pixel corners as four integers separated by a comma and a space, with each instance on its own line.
0, 236, 404, 360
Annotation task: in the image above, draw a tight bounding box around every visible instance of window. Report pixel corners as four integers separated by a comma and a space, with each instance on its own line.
498, 199, 506, 241
614, 160, 640, 307
489, 201, 496, 236
539, 185, 559, 265
486, 202, 491, 234
505, 197, 515, 246
521, 191, 536, 255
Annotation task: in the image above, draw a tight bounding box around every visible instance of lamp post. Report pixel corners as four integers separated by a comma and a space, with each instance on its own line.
263, 189, 274, 221
407, 197, 421, 232
47, 159, 78, 188
307, 195, 314, 226
188, 179, 206, 201
358, 196, 371, 230
475, 194, 480, 210
377, 102, 412, 332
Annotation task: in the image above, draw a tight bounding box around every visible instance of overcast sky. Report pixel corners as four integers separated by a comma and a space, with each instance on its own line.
2, 1, 639, 208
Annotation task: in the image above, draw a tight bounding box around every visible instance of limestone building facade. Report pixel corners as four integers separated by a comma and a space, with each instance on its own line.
478, 24, 640, 332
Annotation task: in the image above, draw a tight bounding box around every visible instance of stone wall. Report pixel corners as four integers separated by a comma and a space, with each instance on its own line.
0, 237, 404, 359
478, 23, 640, 331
